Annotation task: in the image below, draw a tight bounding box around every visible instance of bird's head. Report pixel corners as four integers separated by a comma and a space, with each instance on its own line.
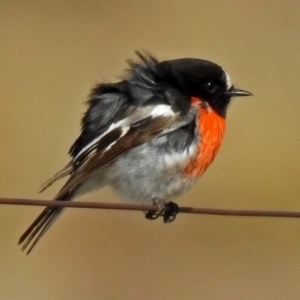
160, 58, 252, 116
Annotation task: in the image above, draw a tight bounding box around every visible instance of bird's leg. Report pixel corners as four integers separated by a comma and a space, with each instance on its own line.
145, 198, 179, 223
162, 201, 179, 223
145, 198, 165, 220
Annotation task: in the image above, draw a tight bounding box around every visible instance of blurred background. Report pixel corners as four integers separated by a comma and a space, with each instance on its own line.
1, 1, 300, 299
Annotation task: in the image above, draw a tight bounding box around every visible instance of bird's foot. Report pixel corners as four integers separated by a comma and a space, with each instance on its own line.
145, 200, 179, 223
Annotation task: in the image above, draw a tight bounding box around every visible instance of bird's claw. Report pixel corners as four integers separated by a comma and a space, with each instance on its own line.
145, 201, 179, 223
162, 202, 179, 223
145, 211, 161, 220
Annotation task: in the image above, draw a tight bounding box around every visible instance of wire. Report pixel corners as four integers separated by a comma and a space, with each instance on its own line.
1, 197, 300, 218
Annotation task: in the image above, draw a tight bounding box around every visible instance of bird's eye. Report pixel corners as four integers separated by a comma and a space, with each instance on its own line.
204, 81, 218, 94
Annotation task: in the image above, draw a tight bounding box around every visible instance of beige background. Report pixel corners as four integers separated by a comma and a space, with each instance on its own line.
1, 1, 300, 299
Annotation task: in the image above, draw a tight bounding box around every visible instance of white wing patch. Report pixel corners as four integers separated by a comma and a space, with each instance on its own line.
74, 118, 127, 161
102, 126, 130, 152
151, 104, 176, 118
74, 104, 177, 162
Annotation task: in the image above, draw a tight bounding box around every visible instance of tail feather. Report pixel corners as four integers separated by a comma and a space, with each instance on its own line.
21, 208, 63, 254
39, 162, 73, 193
19, 208, 56, 252
18, 207, 52, 245
19, 191, 75, 254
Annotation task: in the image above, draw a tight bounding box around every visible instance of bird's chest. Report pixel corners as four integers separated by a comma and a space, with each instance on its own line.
184, 100, 226, 178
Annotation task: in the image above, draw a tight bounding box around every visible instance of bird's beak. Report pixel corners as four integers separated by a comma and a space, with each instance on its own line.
223, 87, 253, 97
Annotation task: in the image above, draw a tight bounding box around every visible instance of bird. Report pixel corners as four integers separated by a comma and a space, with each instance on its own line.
19, 51, 252, 254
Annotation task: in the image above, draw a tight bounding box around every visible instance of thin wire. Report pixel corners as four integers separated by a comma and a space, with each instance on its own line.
1, 197, 300, 218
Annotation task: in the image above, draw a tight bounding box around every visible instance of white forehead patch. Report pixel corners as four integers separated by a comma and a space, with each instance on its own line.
222, 68, 232, 90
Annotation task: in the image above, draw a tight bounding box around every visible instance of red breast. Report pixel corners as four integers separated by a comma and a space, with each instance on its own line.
184, 97, 226, 178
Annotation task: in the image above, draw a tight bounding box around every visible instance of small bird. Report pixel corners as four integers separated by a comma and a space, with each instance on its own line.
19, 52, 252, 253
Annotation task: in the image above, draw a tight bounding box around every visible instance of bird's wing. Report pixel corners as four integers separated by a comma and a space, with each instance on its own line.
19, 104, 181, 254
49, 104, 181, 200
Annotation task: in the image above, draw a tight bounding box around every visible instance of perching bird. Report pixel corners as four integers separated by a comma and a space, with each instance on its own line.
19, 52, 252, 253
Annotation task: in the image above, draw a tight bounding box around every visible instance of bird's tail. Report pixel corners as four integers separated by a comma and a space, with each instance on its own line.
18, 190, 75, 255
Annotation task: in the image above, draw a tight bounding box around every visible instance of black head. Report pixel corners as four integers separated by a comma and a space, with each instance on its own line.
160, 58, 252, 117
